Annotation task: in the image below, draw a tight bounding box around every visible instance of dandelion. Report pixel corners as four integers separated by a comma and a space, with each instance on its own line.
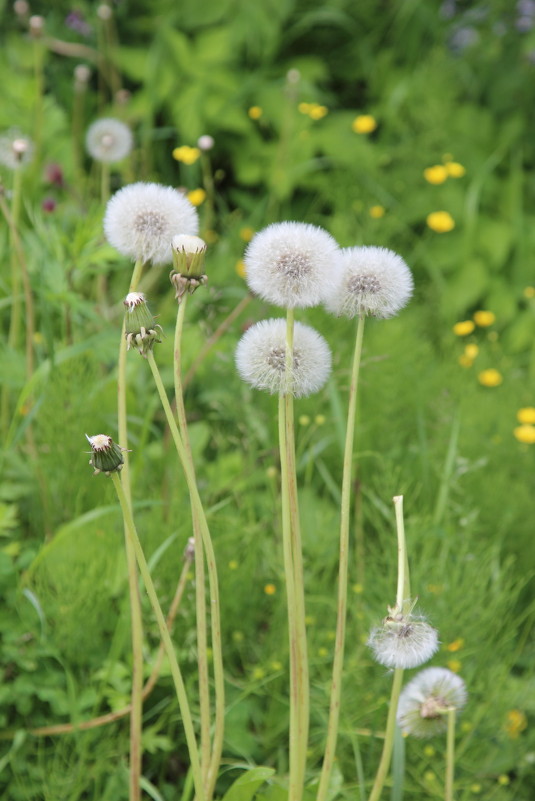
309, 104, 328, 120
517, 407, 535, 424
447, 659, 462, 672
244, 221, 341, 309
298, 102, 311, 114
473, 310, 495, 326
446, 638, 464, 652
170, 234, 208, 301
453, 320, 475, 336
396, 667, 467, 737
369, 205, 385, 218
123, 292, 162, 357
514, 425, 535, 444
324, 246, 413, 319
264, 583, 276, 595
235, 318, 332, 398
505, 709, 527, 739
478, 368, 502, 387
426, 211, 455, 233
172, 145, 200, 164
85, 118, 132, 163
248, 106, 262, 119
352, 115, 377, 133
424, 165, 448, 184
0, 130, 33, 169
104, 182, 199, 265
235, 260, 246, 279
524, 286, 535, 298
187, 188, 206, 206
445, 161, 466, 177
367, 609, 439, 669
240, 226, 255, 242
85, 434, 125, 475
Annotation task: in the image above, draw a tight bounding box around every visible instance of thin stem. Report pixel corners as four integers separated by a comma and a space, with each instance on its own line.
111, 472, 205, 801
317, 315, 365, 801
393, 496, 409, 609
445, 708, 456, 801
366, 668, 404, 801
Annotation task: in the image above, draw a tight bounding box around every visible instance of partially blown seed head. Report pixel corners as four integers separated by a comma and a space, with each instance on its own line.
367, 610, 439, 669
86, 118, 133, 163
397, 667, 468, 737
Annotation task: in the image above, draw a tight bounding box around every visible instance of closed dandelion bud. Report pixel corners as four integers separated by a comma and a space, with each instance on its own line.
170, 234, 208, 301
397, 667, 468, 737
244, 221, 342, 309
367, 606, 439, 669
86, 434, 125, 475
124, 292, 162, 357
324, 246, 413, 319
86, 118, 133, 163
235, 318, 332, 398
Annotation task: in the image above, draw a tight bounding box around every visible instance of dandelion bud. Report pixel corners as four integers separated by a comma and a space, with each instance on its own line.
86, 118, 133, 163
197, 135, 214, 151
123, 292, 162, 357
397, 667, 468, 737
324, 246, 413, 319
170, 235, 208, 301
367, 606, 439, 669
86, 434, 125, 475
236, 318, 332, 398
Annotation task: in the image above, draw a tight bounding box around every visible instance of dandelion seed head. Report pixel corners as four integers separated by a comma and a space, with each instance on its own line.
244, 222, 341, 309
397, 667, 468, 737
235, 318, 331, 398
324, 246, 413, 319
0, 130, 33, 170
86, 118, 133, 163
367, 612, 439, 669
104, 182, 199, 265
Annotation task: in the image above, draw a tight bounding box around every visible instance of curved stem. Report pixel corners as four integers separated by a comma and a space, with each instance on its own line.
316, 315, 365, 801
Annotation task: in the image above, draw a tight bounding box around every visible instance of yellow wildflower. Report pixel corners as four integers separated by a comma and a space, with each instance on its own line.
424, 771, 437, 783
470, 784, 482, 794
453, 320, 475, 336
309, 103, 328, 120
478, 368, 502, 387
248, 106, 262, 120
497, 775, 510, 786
352, 583, 363, 594
473, 310, 495, 327
315, 414, 326, 425
517, 407, 535, 424
352, 114, 377, 134
239, 226, 255, 242
264, 583, 276, 596
298, 102, 311, 114
446, 638, 464, 652
271, 660, 283, 671
187, 188, 206, 206
235, 259, 246, 279
172, 145, 200, 165
369, 205, 385, 218
458, 355, 473, 368
228, 560, 238, 570
232, 630, 244, 642
465, 344, 479, 359
524, 286, 535, 298
505, 709, 527, 739
299, 415, 310, 426
514, 425, 535, 444
445, 161, 466, 177
318, 647, 328, 657
423, 745, 435, 757
427, 211, 455, 233
447, 659, 462, 672
424, 165, 448, 184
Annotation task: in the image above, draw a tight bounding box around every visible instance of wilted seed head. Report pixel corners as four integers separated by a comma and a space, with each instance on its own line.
170, 234, 208, 301
235, 318, 332, 398
86, 118, 133, 163
104, 182, 199, 266
123, 292, 162, 357
397, 667, 468, 737
367, 607, 439, 669
0, 130, 33, 170
324, 246, 413, 319
244, 221, 342, 309
86, 434, 125, 475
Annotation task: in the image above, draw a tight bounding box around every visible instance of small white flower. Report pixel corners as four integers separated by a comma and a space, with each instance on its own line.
236, 318, 332, 397
197, 135, 214, 151
104, 182, 199, 265
0, 130, 33, 170
244, 222, 341, 309
397, 667, 468, 737
367, 610, 439, 669
324, 246, 413, 319
86, 118, 133, 163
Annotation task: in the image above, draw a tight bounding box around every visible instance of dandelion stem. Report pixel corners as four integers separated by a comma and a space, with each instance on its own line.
445, 708, 456, 801
367, 667, 404, 801
111, 472, 205, 801
317, 314, 365, 801
394, 495, 410, 609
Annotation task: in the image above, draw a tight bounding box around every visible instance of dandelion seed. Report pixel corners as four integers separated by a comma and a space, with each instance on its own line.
426, 211, 455, 233
104, 182, 199, 265
86, 118, 133, 163
0, 130, 33, 170
367, 610, 439, 669
244, 222, 341, 309
397, 667, 467, 737
236, 318, 332, 398
324, 246, 413, 319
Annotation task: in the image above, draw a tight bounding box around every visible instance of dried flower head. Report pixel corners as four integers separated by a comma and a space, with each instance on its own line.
367, 606, 439, 669
104, 182, 199, 265
123, 292, 162, 357
236, 318, 332, 397
397, 667, 468, 737
244, 222, 341, 309
0, 130, 33, 170
324, 246, 413, 319
86, 118, 133, 163
170, 235, 208, 301
86, 434, 125, 475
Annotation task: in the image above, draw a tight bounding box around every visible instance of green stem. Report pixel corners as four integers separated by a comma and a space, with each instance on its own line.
445, 708, 456, 801
7, 168, 23, 351
393, 496, 410, 609
366, 668, 404, 801
111, 472, 205, 801
317, 315, 365, 801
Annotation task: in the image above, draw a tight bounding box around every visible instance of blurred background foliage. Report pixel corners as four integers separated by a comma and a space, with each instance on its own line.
0, 0, 534, 799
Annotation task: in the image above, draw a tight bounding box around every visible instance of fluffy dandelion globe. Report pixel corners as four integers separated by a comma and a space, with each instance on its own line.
85, 118, 133, 163
0, 130, 33, 170
324, 246, 413, 319
244, 222, 341, 309
367, 611, 439, 669
104, 182, 199, 265
397, 667, 468, 737
235, 318, 332, 398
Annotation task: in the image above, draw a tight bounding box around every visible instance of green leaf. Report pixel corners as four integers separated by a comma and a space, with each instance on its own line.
221, 766, 275, 801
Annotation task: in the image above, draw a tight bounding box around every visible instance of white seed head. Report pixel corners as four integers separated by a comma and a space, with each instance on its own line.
235, 318, 332, 398
367, 611, 439, 669
124, 291, 146, 311
172, 234, 206, 255
86, 433, 112, 451
104, 182, 199, 265
86, 118, 133, 163
324, 246, 413, 319
244, 222, 342, 309
0, 130, 33, 170
74, 64, 91, 85
197, 135, 214, 151
397, 667, 468, 737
